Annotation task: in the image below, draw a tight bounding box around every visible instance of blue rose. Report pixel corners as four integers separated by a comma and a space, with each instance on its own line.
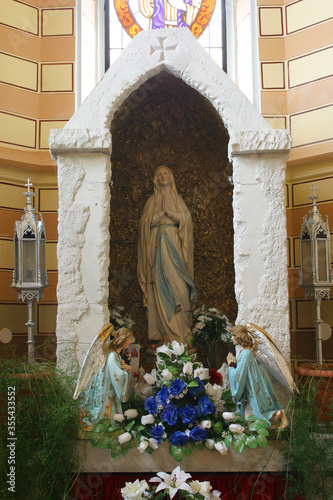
198, 396, 216, 416
188, 377, 205, 396
156, 386, 169, 405
190, 426, 207, 442
179, 405, 197, 425
161, 404, 178, 426
169, 378, 187, 396
170, 431, 189, 446
150, 425, 165, 443
144, 396, 158, 415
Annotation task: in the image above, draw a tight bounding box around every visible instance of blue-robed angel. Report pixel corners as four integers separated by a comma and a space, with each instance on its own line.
73, 324, 134, 429
227, 324, 296, 429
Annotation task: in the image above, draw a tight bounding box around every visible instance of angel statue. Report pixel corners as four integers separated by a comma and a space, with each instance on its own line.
226, 324, 296, 429
138, 166, 198, 344
73, 324, 134, 428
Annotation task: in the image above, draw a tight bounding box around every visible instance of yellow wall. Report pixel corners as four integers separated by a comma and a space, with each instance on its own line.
257, 0, 333, 360
0, 0, 75, 359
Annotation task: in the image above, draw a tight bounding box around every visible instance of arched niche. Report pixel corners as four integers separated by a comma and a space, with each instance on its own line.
109, 71, 236, 350
49, 28, 291, 374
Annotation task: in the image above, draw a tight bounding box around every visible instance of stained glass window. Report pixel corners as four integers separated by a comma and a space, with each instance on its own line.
107, 0, 227, 70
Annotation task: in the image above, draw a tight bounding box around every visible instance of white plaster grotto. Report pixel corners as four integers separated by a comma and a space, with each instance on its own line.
49, 28, 291, 377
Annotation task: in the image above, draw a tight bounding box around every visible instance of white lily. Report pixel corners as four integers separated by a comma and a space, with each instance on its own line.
171, 341, 185, 355
150, 466, 192, 499
156, 345, 173, 358
189, 480, 212, 498
137, 438, 149, 453
148, 438, 159, 449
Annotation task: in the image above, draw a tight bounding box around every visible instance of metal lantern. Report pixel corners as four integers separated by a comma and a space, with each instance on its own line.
11, 179, 49, 361
298, 183, 333, 364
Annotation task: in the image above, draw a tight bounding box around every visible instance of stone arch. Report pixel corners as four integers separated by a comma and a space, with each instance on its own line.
49, 29, 291, 373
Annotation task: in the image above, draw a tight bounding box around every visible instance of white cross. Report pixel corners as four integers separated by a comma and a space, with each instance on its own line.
309, 182, 318, 201
25, 178, 33, 192
150, 37, 177, 62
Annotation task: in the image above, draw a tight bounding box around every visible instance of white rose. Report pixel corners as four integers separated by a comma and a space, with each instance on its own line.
137, 439, 149, 453
182, 361, 193, 376
205, 439, 215, 450
143, 373, 155, 385
113, 413, 125, 423
199, 419, 212, 429
161, 368, 173, 381
229, 424, 244, 435
141, 414, 155, 425
156, 345, 172, 358
171, 341, 185, 355
222, 412, 236, 422
121, 479, 144, 499
205, 383, 219, 397
190, 480, 212, 496
118, 432, 132, 444
124, 408, 138, 419
215, 441, 228, 455
148, 438, 159, 450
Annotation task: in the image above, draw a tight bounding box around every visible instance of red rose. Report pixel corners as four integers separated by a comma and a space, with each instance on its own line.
209, 368, 222, 386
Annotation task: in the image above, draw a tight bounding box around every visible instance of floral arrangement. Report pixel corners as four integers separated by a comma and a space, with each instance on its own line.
191, 306, 233, 345
90, 341, 270, 461
109, 305, 136, 330
121, 466, 221, 499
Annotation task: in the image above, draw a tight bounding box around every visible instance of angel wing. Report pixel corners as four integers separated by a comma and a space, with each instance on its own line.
73, 324, 114, 400
246, 323, 297, 393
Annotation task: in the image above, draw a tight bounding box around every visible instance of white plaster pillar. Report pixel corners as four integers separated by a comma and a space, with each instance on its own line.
49, 128, 112, 374
229, 130, 291, 359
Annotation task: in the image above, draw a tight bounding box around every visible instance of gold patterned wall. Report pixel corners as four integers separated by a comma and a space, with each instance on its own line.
109, 72, 237, 359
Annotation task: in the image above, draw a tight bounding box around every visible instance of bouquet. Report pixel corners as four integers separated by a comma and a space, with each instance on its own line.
121, 466, 221, 499
90, 341, 270, 460
109, 305, 136, 330
191, 306, 232, 345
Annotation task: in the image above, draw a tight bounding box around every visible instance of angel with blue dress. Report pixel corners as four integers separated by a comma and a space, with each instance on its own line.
73, 324, 134, 429
226, 324, 295, 429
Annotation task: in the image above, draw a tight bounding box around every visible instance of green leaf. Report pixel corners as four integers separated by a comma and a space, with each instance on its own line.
145, 446, 154, 454
107, 437, 118, 450
195, 442, 205, 450
255, 418, 271, 428
92, 421, 113, 433
168, 366, 180, 375
236, 433, 247, 445
257, 427, 269, 437
212, 421, 223, 435
245, 435, 257, 449
235, 416, 247, 425
192, 363, 200, 371
125, 420, 136, 432
91, 433, 110, 448
110, 445, 122, 459
256, 434, 268, 447
182, 441, 194, 456
233, 440, 245, 453
170, 445, 184, 462
157, 352, 171, 362
224, 434, 232, 447
187, 380, 199, 388
157, 363, 164, 371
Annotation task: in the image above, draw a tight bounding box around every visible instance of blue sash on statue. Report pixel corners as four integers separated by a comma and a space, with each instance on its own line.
155, 224, 198, 321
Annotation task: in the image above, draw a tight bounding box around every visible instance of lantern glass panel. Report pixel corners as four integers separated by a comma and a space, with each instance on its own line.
317, 240, 328, 281
23, 239, 37, 282
14, 234, 19, 282
39, 239, 45, 283
301, 240, 312, 282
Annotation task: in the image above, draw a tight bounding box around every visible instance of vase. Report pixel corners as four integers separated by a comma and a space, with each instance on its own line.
295, 364, 333, 421
205, 339, 220, 370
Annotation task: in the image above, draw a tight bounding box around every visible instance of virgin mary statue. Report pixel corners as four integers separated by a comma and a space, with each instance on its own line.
138, 166, 198, 343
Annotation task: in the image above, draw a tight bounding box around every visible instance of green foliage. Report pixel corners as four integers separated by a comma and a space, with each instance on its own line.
284, 380, 333, 500
0, 357, 82, 500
